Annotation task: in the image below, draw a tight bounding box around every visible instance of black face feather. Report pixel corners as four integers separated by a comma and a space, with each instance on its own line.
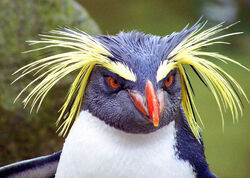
81, 66, 181, 133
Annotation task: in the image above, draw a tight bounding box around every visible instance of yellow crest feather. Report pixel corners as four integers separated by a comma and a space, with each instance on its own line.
14, 23, 248, 139
13, 28, 136, 136
157, 22, 248, 140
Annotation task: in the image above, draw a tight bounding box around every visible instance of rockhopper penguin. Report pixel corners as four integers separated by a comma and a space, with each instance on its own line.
0, 20, 248, 178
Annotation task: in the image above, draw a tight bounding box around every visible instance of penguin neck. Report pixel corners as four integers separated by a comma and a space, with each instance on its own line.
56, 110, 195, 177
174, 108, 209, 176
70, 109, 178, 145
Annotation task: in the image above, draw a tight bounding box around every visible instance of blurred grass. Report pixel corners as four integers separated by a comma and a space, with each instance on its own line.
82, 0, 249, 177
191, 50, 249, 177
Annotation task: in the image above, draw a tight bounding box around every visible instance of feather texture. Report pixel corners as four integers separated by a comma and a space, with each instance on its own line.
13, 22, 248, 140
13, 28, 136, 136
157, 22, 248, 140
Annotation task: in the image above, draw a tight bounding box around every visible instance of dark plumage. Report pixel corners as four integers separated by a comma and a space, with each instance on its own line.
0, 151, 61, 178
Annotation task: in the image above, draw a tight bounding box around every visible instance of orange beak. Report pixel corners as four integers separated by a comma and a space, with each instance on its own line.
129, 80, 165, 127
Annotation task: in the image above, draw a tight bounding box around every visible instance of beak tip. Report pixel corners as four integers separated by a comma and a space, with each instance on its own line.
153, 122, 159, 127
153, 118, 159, 127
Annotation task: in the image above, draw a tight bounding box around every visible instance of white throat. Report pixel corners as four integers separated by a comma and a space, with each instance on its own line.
56, 110, 195, 178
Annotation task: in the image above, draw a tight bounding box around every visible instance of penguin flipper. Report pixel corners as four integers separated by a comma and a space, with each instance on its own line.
0, 151, 61, 178
197, 167, 218, 178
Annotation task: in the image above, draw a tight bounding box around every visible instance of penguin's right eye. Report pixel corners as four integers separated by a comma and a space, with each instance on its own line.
106, 77, 120, 89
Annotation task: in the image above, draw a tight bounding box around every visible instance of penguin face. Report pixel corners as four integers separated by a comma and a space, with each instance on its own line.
82, 67, 182, 134
82, 32, 182, 133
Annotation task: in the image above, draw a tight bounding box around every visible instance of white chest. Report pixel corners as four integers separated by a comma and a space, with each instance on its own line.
56, 111, 195, 178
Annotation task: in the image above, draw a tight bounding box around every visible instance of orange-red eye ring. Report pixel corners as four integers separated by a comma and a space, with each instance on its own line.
165, 75, 174, 88
106, 77, 120, 89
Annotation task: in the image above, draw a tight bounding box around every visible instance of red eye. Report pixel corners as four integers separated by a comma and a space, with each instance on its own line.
165, 75, 174, 87
106, 77, 120, 89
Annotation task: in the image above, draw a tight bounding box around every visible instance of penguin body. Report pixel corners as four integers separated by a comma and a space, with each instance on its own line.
56, 110, 195, 178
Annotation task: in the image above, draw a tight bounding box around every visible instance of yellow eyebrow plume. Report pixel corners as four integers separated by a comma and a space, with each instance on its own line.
13, 28, 136, 137
157, 22, 248, 140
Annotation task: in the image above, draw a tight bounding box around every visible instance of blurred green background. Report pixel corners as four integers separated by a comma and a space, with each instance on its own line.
0, 0, 249, 177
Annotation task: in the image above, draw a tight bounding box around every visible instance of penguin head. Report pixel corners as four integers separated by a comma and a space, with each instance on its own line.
14, 20, 247, 139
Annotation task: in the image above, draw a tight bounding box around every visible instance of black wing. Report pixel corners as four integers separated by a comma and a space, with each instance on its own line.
0, 151, 61, 178
176, 108, 218, 178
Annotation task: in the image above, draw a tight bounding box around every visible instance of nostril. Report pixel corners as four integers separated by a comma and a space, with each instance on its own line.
158, 90, 165, 115
129, 90, 148, 117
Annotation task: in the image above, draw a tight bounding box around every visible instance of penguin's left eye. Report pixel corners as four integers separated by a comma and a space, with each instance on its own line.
106, 77, 120, 89
165, 74, 174, 88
